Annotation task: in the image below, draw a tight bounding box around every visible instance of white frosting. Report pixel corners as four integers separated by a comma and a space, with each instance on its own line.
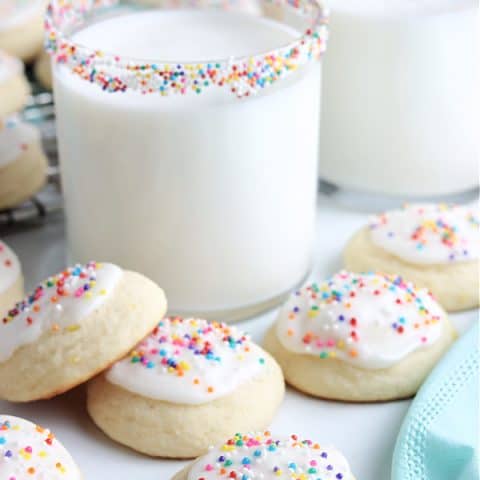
0, 50, 23, 83
0, 239, 21, 294
187, 432, 354, 480
0, 0, 44, 31
370, 204, 480, 264
0, 117, 41, 168
106, 317, 266, 405
0, 262, 122, 362
0, 415, 81, 480
276, 271, 446, 369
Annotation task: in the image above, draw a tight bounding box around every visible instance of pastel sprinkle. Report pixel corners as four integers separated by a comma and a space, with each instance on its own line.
189, 432, 353, 479
44, 0, 328, 98
370, 204, 479, 264
277, 271, 446, 369
0, 415, 78, 479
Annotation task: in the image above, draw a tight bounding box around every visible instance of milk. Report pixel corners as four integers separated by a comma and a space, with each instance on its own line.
54, 9, 321, 319
320, 0, 478, 196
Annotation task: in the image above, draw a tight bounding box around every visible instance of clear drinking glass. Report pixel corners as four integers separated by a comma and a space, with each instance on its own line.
320, 0, 478, 200
46, 0, 328, 321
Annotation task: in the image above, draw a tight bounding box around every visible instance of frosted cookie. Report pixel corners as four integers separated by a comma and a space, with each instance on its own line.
0, 50, 30, 116
0, 415, 82, 479
34, 50, 52, 90
0, 261, 167, 402
264, 271, 456, 402
343, 204, 480, 311
0, 116, 48, 210
171, 432, 356, 480
87, 317, 284, 458
0, 1, 45, 62
0, 239, 23, 316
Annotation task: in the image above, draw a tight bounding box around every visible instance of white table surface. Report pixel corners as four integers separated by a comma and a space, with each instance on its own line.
0, 193, 476, 480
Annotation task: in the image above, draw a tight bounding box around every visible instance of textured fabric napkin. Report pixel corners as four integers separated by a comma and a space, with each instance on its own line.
392, 321, 479, 480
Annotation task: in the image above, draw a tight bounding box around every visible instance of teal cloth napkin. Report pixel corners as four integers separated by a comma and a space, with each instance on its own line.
392, 321, 479, 480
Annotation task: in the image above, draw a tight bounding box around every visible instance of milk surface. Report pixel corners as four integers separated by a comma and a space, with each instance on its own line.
320, 0, 478, 195
73, 10, 296, 60
55, 9, 321, 317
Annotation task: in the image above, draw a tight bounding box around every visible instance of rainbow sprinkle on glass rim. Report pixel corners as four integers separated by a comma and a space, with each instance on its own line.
44, 0, 328, 98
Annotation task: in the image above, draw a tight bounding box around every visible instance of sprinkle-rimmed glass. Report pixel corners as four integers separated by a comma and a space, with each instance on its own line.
48, 0, 328, 322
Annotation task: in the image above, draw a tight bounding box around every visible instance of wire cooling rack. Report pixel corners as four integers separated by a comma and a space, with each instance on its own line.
0, 75, 63, 230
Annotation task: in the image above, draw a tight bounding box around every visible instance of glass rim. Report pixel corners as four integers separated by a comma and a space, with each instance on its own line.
45, 0, 329, 98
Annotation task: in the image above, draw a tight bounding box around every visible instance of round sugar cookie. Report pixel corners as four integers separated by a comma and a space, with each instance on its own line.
0, 414, 82, 479
0, 239, 24, 316
0, 116, 48, 210
0, 50, 30, 116
0, 0, 45, 62
0, 261, 167, 402
171, 432, 356, 480
264, 271, 456, 402
34, 49, 52, 90
87, 317, 284, 458
343, 204, 479, 312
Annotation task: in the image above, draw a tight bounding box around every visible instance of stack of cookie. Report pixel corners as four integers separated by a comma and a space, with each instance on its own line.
0, 0, 44, 62
0, 1, 51, 212
0, 257, 289, 477
0, 201, 477, 479
0, 0, 52, 89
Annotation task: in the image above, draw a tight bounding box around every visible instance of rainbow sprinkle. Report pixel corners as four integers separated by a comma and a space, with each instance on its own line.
107, 317, 265, 401
277, 271, 445, 369
2, 261, 104, 327
129, 317, 253, 377
0, 261, 123, 366
0, 415, 80, 479
370, 204, 479, 263
188, 432, 353, 479
44, 0, 328, 97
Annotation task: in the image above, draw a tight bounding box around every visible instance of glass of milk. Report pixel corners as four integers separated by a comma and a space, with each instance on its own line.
46, 0, 328, 321
320, 0, 478, 198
